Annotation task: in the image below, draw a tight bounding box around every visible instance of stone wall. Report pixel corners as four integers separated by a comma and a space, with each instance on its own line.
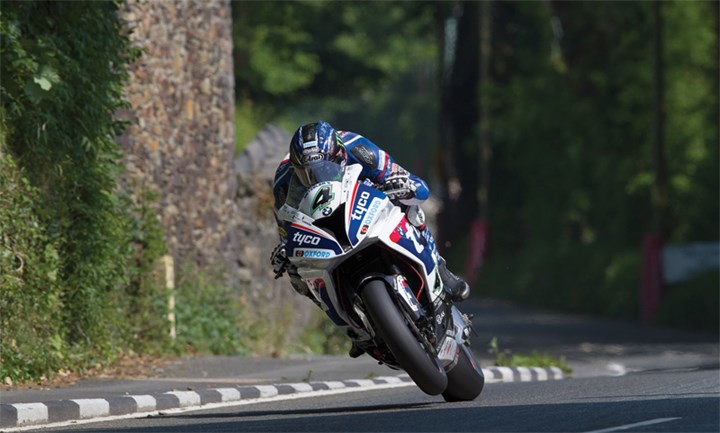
116, 0, 314, 350
117, 0, 237, 273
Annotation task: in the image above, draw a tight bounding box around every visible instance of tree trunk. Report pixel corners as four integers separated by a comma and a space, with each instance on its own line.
652, 1, 668, 238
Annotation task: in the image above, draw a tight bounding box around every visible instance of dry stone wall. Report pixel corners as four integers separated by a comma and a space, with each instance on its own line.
118, 0, 237, 273
116, 0, 313, 350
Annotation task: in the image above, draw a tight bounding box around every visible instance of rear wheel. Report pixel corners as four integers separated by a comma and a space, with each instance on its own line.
442, 345, 484, 402
361, 279, 447, 395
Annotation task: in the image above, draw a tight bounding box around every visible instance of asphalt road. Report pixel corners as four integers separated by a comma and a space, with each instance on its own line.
4, 298, 717, 432
41, 369, 719, 432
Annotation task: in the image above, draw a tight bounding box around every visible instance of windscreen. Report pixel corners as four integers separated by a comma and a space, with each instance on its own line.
294, 160, 343, 187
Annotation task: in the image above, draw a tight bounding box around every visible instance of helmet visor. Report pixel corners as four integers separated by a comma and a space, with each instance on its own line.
294, 160, 343, 188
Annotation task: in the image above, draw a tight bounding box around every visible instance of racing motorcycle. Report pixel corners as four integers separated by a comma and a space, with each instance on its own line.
276, 161, 484, 401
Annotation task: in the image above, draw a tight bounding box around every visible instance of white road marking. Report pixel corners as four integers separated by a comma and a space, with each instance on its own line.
3, 381, 415, 432
70, 399, 110, 419
516, 367, 532, 381
584, 417, 682, 433
323, 380, 347, 389
12, 403, 48, 426
288, 383, 313, 393
129, 395, 156, 411
254, 385, 279, 398
531, 367, 548, 381
214, 387, 242, 402
494, 366, 515, 382
165, 391, 201, 407
345, 379, 376, 387
606, 362, 627, 376
549, 366, 564, 379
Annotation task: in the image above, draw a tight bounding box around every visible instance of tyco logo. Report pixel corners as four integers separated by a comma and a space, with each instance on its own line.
293, 232, 321, 246
351, 191, 371, 221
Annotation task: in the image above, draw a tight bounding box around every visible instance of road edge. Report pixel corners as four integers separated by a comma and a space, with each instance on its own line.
0, 366, 564, 431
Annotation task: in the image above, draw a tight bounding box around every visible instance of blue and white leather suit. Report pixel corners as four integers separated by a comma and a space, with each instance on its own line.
270, 122, 470, 307
272, 130, 432, 244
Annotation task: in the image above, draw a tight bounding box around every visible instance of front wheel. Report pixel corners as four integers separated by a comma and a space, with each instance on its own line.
361, 279, 448, 396
442, 344, 484, 402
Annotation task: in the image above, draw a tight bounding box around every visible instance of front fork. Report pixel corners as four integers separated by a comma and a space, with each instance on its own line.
385, 269, 473, 370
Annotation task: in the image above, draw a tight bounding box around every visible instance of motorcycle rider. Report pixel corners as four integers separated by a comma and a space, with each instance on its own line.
270, 121, 470, 354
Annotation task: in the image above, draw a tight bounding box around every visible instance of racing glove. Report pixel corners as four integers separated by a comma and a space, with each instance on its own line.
382, 169, 416, 202
270, 243, 290, 279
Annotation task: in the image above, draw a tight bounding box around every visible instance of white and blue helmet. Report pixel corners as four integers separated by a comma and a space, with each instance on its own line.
288, 121, 346, 187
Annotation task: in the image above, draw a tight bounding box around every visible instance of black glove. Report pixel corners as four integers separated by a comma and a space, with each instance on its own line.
270, 243, 290, 279
382, 169, 416, 202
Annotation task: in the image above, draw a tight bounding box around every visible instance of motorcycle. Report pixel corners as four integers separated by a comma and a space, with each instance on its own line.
276, 161, 484, 401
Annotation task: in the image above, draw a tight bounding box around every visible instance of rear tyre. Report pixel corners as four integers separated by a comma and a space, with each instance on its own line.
361, 279, 448, 395
442, 345, 484, 402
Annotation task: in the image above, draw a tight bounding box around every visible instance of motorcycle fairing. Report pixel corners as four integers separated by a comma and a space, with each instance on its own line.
281, 162, 453, 349
300, 181, 343, 220
286, 221, 343, 258
386, 217, 436, 275
346, 182, 387, 246
302, 269, 369, 334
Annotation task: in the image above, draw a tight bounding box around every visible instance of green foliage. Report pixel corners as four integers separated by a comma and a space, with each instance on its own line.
0, 155, 64, 381
232, 1, 438, 169
489, 337, 572, 375
231, 1, 439, 167
233, 1, 436, 102
2, 1, 138, 358
174, 263, 248, 355
123, 190, 170, 353
473, 1, 718, 328
662, 1, 719, 242
0, 1, 177, 381
294, 309, 351, 355
655, 271, 719, 333
480, 245, 640, 320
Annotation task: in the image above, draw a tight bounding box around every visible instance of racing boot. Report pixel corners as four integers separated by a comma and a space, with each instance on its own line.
437, 257, 470, 302
348, 341, 365, 358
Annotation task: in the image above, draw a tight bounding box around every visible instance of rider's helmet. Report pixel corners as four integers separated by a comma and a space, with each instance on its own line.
288, 121, 346, 187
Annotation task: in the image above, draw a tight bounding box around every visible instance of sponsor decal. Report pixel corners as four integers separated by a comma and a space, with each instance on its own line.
293, 232, 321, 246
435, 309, 446, 325
350, 144, 376, 166
303, 153, 323, 163
437, 336, 458, 362
351, 190, 372, 221
277, 204, 297, 223
360, 225, 369, 235
303, 140, 318, 149
361, 198, 382, 227
394, 275, 419, 312
322, 207, 333, 216
391, 219, 408, 242
278, 226, 287, 238
391, 219, 424, 253
390, 218, 434, 273
295, 249, 332, 258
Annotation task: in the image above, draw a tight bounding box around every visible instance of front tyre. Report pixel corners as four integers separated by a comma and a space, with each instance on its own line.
442, 344, 484, 402
361, 279, 448, 396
